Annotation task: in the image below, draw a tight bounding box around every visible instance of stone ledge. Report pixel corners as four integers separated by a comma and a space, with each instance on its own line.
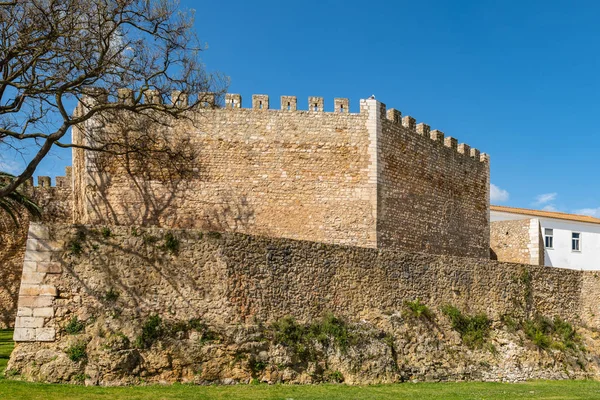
13, 328, 36, 342
15, 316, 45, 328
28, 223, 49, 240
35, 328, 56, 342
26, 239, 64, 252
18, 295, 54, 308
19, 284, 58, 297
36, 262, 62, 274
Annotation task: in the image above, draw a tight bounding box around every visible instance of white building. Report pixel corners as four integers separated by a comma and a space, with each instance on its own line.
491, 205, 600, 270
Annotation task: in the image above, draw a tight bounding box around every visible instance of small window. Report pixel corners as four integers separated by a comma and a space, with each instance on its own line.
572, 232, 581, 251
544, 228, 553, 249
287, 102, 291, 111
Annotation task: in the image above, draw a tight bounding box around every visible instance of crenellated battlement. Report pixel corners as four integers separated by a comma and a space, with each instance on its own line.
375, 100, 486, 163
78, 89, 488, 164
16, 167, 74, 190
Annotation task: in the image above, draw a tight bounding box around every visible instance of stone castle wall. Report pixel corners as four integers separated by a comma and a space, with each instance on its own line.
490, 219, 544, 265
0, 171, 73, 328
74, 96, 377, 248
72, 94, 489, 257
8, 223, 600, 384
377, 107, 489, 257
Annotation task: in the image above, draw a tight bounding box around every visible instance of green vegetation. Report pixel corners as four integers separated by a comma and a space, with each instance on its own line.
67, 231, 86, 256
441, 305, 491, 349
0, 172, 42, 226
135, 316, 220, 349
2, 330, 600, 399
101, 227, 111, 238
64, 317, 85, 335
104, 288, 120, 303
403, 299, 434, 320
271, 313, 357, 362
135, 315, 163, 349
65, 342, 87, 362
206, 231, 222, 240
523, 315, 583, 351
162, 231, 180, 254
142, 233, 159, 245
0, 329, 13, 375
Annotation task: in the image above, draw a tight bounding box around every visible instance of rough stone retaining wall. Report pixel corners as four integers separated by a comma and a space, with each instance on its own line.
8, 223, 600, 385
12, 223, 600, 340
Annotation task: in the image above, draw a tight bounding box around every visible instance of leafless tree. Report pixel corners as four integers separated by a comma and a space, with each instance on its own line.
0, 0, 227, 197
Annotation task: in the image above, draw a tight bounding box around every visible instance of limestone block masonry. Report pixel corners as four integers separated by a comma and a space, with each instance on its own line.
72, 93, 490, 258
13, 224, 62, 342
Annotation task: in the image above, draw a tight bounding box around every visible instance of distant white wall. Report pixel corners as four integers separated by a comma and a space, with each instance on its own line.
491, 211, 600, 270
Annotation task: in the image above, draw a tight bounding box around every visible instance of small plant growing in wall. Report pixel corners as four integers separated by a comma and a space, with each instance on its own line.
403, 299, 434, 321
523, 315, 583, 351
66, 342, 87, 362
142, 233, 160, 246
324, 369, 345, 383
247, 356, 267, 377
64, 316, 85, 335
135, 315, 164, 349
162, 231, 180, 254
101, 227, 112, 238
67, 230, 86, 256
441, 305, 491, 349
104, 288, 120, 303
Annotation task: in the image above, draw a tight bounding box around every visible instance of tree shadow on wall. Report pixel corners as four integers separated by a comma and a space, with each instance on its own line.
55, 225, 231, 322
82, 111, 255, 231
0, 219, 28, 328
83, 112, 205, 228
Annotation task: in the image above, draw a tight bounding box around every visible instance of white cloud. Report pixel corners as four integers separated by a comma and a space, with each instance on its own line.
574, 208, 600, 218
534, 192, 557, 205
0, 160, 21, 175
542, 205, 558, 212
490, 184, 509, 203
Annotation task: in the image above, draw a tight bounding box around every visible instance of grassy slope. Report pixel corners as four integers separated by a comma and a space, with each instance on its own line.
1, 330, 600, 399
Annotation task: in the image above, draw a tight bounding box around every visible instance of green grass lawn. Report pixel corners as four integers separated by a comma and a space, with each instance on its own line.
2, 330, 600, 399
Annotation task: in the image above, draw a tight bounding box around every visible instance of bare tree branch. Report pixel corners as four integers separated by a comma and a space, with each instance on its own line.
0, 0, 227, 198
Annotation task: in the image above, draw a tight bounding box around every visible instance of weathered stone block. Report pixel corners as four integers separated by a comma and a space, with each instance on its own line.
22, 261, 37, 273
16, 316, 45, 328
21, 271, 46, 284
18, 296, 54, 308
24, 251, 54, 263
33, 307, 54, 318
28, 223, 50, 240
26, 239, 63, 252
17, 307, 33, 317
19, 284, 57, 297
37, 262, 62, 274
13, 328, 36, 342
35, 328, 56, 342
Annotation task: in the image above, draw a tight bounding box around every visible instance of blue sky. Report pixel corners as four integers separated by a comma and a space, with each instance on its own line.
5, 0, 600, 216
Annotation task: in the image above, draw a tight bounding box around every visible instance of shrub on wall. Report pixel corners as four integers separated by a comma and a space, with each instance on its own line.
441, 305, 491, 349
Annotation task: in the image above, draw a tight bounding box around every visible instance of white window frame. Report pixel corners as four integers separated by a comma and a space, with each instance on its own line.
544, 228, 554, 249
572, 232, 582, 252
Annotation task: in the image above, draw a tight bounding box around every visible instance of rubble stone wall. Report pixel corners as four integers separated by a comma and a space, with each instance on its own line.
8, 224, 600, 384
491, 219, 544, 265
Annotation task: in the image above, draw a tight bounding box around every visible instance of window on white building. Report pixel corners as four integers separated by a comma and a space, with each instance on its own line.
572, 232, 581, 252
544, 228, 554, 249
